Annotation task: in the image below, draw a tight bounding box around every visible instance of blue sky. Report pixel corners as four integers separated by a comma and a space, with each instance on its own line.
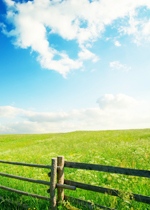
0, 0, 150, 134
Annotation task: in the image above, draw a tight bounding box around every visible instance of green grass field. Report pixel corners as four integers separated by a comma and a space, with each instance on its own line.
0, 129, 150, 210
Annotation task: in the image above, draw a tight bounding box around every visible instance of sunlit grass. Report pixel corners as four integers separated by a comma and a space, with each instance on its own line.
0, 129, 150, 209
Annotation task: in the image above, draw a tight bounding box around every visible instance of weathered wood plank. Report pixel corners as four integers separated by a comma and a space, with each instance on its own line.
0, 185, 50, 200
57, 156, 64, 205
0, 160, 52, 169
50, 158, 57, 210
0, 172, 50, 185
47, 184, 76, 193
64, 179, 150, 204
56, 183, 76, 190
64, 195, 116, 210
65, 161, 150, 178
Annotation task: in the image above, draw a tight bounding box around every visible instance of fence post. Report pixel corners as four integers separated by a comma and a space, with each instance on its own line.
57, 156, 64, 205
50, 158, 57, 210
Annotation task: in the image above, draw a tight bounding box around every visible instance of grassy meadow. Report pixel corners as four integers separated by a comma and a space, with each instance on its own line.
0, 129, 150, 210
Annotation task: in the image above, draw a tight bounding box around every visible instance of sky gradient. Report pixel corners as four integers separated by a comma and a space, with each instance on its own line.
0, 0, 150, 134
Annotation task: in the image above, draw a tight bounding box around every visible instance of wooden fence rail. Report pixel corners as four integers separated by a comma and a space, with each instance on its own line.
0, 160, 52, 169
64, 179, 150, 204
65, 161, 150, 178
0, 156, 76, 210
0, 156, 150, 210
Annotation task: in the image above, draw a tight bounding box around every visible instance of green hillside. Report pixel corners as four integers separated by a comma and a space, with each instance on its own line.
0, 129, 150, 209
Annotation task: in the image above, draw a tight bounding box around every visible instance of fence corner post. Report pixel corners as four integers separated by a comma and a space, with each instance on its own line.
57, 156, 64, 206
50, 158, 57, 210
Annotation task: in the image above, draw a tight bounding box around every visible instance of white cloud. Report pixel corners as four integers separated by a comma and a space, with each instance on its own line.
115, 41, 121, 47
110, 61, 131, 72
91, 69, 96, 72
0, 106, 21, 118
4, 0, 14, 7
22, 111, 70, 122
119, 8, 150, 45
78, 46, 99, 63
96, 94, 138, 110
0, 94, 150, 134
0, 123, 13, 134
2, 0, 150, 75
143, 19, 150, 36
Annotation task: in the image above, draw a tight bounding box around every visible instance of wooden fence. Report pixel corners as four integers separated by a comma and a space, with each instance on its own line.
0, 156, 150, 210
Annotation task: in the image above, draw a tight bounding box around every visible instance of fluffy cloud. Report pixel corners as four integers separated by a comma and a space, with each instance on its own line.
22, 111, 70, 122
119, 7, 150, 45
2, 0, 150, 76
110, 61, 131, 72
78, 46, 99, 63
115, 41, 121, 47
96, 94, 138, 110
0, 106, 22, 118
0, 94, 150, 134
